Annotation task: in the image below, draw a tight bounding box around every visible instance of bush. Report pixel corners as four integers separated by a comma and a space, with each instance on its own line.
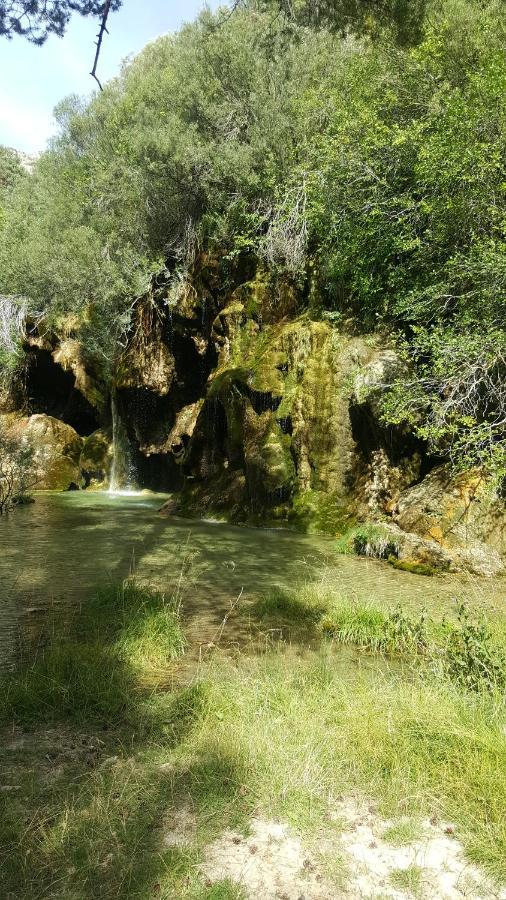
0, 426, 36, 514
443, 603, 506, 693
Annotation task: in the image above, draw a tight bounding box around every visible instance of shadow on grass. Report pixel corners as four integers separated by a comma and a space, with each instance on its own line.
0, 582, 250, 900
249, 586, 326, 642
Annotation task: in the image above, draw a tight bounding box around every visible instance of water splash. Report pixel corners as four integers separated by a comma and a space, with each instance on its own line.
109, 392, 137, 493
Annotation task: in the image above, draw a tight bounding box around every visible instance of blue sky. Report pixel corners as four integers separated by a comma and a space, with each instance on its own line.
0, 0, 221, 154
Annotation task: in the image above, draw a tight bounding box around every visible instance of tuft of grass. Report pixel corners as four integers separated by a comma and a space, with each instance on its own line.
319, 598, 387, 648
252, 585, 326, 626
192, 882, 246, 900
382, 818, 424, 846
390, 864, 424, 896
335, 524, 399, 559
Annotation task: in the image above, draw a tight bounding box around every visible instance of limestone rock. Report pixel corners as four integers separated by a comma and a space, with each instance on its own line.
393, 466, 505, 576
52, 339, 106, 411
4, 413, 84, 491
116, 339, 175, 396
158, 496, 181, 517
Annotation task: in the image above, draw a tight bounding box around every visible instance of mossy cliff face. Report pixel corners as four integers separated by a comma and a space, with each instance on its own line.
110, 257, 426, 528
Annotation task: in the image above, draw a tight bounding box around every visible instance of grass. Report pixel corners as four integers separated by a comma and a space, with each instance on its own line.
382, 818, 424, 846
334, 523, 399, 559
254, 586, 506, 688
1, 580, 506, 896
390, 864, 424, 896
0, 581, 186, 726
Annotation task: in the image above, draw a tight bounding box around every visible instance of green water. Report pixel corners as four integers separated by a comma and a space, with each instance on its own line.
0, 492, 504, 668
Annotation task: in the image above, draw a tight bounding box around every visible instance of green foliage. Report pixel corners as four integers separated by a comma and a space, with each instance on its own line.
0, 0, 122, 44
256, 0, 429, 45
0, 424, 36, 513
0, 146, 25, 197
0, 0, 504, 475
443, 603, 506, 693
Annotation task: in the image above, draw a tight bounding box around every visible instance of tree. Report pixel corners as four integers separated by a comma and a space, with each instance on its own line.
0, 0, 121, 44
0, 426, 35, 513
248, 0, 428, 45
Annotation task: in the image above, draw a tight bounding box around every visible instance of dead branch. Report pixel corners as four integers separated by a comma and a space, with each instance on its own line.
90, 0, 112, 91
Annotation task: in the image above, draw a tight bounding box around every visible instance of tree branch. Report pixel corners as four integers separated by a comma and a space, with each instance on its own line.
90, 0, 111, 91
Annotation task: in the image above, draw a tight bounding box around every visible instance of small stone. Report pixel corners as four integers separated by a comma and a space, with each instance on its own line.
102, 755, 119, 767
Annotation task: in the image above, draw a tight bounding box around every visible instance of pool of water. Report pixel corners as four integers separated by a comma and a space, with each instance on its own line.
0, 492, 504, 669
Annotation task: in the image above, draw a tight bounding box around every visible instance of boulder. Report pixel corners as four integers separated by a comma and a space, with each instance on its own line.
158, 496, 181, 517
393, 466, 505, 576
4, 413, 84, 491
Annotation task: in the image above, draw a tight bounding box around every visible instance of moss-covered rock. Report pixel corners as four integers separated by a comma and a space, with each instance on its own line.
3, 413, 84, 491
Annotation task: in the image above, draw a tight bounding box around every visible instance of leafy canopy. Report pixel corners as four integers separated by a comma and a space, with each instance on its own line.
0, 0, 121, 44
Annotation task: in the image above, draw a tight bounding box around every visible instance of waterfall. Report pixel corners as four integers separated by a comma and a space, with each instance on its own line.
109, 392, 136, 493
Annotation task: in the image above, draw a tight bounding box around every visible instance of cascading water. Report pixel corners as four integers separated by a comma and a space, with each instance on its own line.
109, 392, 137, 493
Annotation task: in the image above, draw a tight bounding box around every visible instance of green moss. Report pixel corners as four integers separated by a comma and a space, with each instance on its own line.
207, 368, 249, 399
257, 420, 295, 492
289, 490, 355, 534
388, 557, 438, 577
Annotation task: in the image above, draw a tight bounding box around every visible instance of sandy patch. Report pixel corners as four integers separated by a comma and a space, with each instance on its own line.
201, 817, 333, 899
200, 801, 506, 899
162, 803, 197, 849
334, 798, 506, 899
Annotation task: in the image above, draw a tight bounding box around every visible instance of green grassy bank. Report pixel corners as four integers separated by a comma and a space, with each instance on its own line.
1, 580, 505, 898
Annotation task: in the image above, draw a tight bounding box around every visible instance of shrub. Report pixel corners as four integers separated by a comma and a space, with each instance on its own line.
443, 603, 506, 693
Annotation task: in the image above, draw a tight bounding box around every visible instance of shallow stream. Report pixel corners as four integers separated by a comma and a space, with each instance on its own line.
0, 492, 504, 669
